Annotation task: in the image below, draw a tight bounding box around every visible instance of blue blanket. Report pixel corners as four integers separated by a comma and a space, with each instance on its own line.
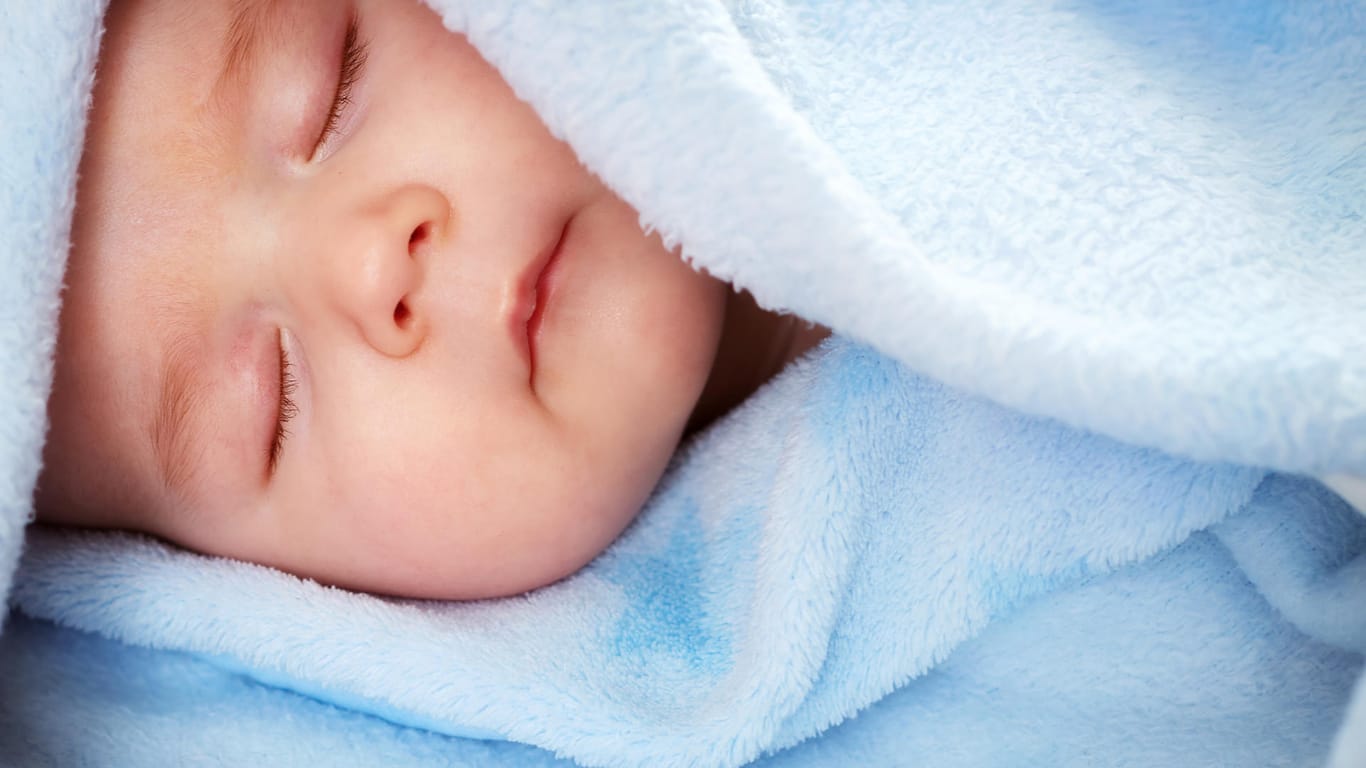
3, 0, 1365, 766
6, 341, 1365, 766
9, 342, 1366, 766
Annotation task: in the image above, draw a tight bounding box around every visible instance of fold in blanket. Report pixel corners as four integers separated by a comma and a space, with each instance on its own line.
3, 0, 1366, 766
441, 0, 1366, 476
4, 512, 1362, 767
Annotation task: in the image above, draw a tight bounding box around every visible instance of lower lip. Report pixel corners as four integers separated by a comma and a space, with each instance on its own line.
526, 217, 572, 377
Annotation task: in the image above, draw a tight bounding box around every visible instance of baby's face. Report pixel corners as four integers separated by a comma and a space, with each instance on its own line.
41, 0, 728, 598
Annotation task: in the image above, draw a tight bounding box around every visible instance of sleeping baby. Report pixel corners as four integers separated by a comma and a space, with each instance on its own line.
36, 0, 827, 599
13, 0, 1365, 764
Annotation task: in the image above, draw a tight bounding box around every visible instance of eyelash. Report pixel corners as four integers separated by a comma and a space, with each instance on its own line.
269, 20, 364, 474
269, 332, 298, 475
311, 15, 368, 159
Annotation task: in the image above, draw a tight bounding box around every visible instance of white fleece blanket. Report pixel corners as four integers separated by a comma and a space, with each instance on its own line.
437, 0, 1366, 476
2, 1, 1365, 767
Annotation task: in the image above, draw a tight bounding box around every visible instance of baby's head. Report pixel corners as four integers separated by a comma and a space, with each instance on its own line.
37, 0, 788, 599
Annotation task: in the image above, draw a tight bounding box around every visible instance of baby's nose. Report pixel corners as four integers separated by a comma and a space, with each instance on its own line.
328, 184, 449, 358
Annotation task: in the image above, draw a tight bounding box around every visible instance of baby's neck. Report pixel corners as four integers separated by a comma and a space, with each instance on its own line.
686, 289, 829, 435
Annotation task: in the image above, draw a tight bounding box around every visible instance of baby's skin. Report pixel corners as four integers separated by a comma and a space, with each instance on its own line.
39, 0, 825, 599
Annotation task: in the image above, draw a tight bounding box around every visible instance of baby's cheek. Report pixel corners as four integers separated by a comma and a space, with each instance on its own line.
660, 270, 729, 381
282, 414, 651, 598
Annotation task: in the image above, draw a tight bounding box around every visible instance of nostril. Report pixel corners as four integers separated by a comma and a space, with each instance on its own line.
394, 300, 412, 328
409, 222, 429, 250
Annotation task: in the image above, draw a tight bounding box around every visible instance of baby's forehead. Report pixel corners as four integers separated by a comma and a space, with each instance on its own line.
87, 7, 236, 189
82, 2, 251, 277
52, 2, 244, 528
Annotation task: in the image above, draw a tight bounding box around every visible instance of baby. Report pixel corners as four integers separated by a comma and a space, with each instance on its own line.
37, 0, 826, 600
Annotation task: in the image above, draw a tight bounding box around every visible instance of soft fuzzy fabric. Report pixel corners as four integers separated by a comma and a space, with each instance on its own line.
0, 1, 105, 627
2, 521, 1361, 767
2, 0, 1365, 766
11, 343, 1366, 767
434, 0, 1366, 476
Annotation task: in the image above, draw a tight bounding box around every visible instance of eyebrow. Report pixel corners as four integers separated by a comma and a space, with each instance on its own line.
149, 331, 209, 499
216, 0, 277, 94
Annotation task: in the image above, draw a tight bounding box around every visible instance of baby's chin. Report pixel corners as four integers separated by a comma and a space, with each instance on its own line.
472, 500, 651, 598
367, 498, 651, 601
361, 543, 615, 601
